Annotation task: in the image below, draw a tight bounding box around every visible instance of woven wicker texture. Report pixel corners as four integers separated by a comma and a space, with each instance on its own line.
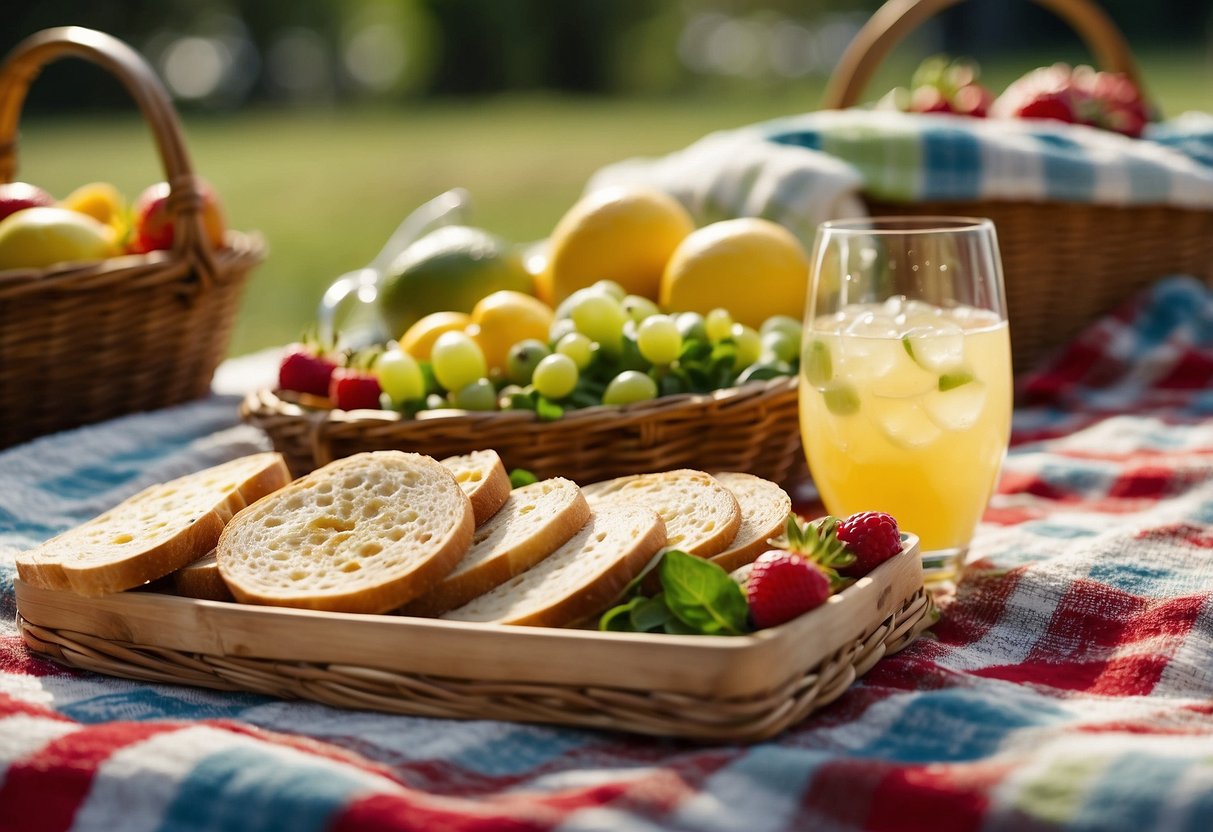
241, 376, 805, 484
825, 0, 1213, 373
19, 587, 933, 742
0, 27, 264, 447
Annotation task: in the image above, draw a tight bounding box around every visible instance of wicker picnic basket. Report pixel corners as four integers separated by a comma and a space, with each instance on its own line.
0, 27, 264, 448
824, 0, 1213, 373
243, 377, 803, 483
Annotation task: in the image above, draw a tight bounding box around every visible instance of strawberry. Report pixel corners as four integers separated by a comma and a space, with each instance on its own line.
329, 368, 383, 410
836, 511, 902, 576
278, 345, 338, 396
746, 549, 831, 629
992, 63, 1149, 137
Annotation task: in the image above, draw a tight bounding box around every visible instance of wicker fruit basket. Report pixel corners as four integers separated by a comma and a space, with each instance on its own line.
0, 27, 264, 448
243, 376, 803, 483
16, 536, 934, 743
824, 0, 1213, 373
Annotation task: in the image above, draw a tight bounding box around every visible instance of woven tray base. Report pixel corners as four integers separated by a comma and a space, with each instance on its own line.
20, 588, 934, 743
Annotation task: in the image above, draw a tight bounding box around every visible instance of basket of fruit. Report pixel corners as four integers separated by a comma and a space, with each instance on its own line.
0, 27, 264, 448
242, 188, 807, 485
819, 0, 1213, 371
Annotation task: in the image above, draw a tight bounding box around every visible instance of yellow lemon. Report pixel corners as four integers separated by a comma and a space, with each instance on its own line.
539, 186, 694, 306
399, 310, 472, 360
61, 182, 129, 246
660, 218, 810, 329
0, 206, 115, 270
466, 290, 554, 373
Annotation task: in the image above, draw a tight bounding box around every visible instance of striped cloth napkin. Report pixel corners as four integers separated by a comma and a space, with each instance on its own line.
589, 110, 1213, 245
3, 276, 1213, 831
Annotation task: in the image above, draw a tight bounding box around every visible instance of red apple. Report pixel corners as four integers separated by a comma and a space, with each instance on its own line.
131, 179, 226, 253
0, 182, 55, 222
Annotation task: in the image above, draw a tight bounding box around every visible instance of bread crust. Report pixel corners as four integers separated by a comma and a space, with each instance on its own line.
16, 453, 289, 597
707, 472, 793, 574
218, 451, 474, 614
172, 551, 235, 602
440, 450, 511, 526
401, 478, 591, 617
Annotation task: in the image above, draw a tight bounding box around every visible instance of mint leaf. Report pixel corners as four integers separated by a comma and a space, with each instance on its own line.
631, 594, 674, 632
508, 468, 538, 489
938, 369, 975, 391
659, 550, 749, 636
822, 383, 860, 416
599, 597, 645, 632
802, 339, 833, 387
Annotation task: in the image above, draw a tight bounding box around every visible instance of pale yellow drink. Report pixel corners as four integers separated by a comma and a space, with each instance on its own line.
800, 301, 1012, 558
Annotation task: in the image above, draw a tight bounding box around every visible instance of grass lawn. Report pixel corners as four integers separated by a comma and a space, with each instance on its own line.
13, 48, 1213, 356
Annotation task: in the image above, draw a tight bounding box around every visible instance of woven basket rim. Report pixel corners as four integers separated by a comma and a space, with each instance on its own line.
244, 374, 800, 427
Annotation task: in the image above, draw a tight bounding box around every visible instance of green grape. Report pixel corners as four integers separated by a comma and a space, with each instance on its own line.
622, 294, 660, 323
760, 315, 803, 343
761, 330, 799, 364
636, 314, 682, 365
705, 308, 734, 343
532, 353, 579, 399
425, 393, 448, 410
555, 331, 594, 369
569, 292, 628, 353
431, 331, 487, 392
731, 323, 763, 367
549, 317, 577, 343
506, 339, 551, 385
555, 286, 607, 320
675, 311, 707, 343
375, 348, 425, 404
497, 383, 525, 409
451, 378, 498, 411
603, 370, 658, 406
591, 280, 627, 301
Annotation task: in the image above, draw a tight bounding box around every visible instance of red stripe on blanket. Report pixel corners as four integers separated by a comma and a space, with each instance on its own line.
331, 793, 551, 832
800, 758, 885, 829
863, 761, 1014, 832
0, 635, 78, 678
1155, 348, 1213, 389
1139, 522, 1213, 549
1019, 341, 1112, 405
0, 692, 74, 722
968, 585, 1206, 695
0, 721, 180, 832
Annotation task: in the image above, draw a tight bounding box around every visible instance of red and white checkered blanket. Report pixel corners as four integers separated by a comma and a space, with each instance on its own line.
3, 276, 1212, 832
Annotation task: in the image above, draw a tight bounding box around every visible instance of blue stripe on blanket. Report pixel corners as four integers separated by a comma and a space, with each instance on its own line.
1074, 754, 1195, 832
60, 688, 272, 724
157, 746, 366, 832
1034, 133, 1096, 202
921, 128, 982, 199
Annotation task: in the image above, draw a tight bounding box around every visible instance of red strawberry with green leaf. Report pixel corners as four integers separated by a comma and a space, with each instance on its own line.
746, 549, 831, 629
279, 345, 338, 396
329, 368, 382, 411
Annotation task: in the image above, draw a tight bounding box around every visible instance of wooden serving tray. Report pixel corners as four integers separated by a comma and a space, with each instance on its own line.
16, 539, 934, 743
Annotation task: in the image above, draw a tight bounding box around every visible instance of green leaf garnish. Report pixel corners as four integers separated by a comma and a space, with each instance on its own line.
769, 513, 855, 591
938, 369, 975, 391
631, 594, 674, 632
508, 468, 538, 489
659, 550, 749, 636
901, 336, 915, 360
535, 396, 564, 422
599, 597, 645, 632
822, 383, 860, 416
802, 339, 833, 387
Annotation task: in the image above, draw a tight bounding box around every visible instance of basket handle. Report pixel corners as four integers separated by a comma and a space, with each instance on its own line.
822, 0, 1146, 110
0, 27, 219, 283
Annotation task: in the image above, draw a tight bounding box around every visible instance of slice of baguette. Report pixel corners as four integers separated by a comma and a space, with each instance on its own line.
218, 451, 473, 614
442, 503, 665, 627
171, 550, 234, 602
584, 469, 741, 557
15, 452, 290, 597
440, 449, 510, 526
401, 477, 590, 617
707, 472, 793, 574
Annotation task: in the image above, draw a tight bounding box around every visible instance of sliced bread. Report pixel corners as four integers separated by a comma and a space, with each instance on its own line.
171, 550, 234, 602
584, 469, 741, 557
440, 449, 510, 526
401, 477, 590, 617
217, 451, 473, 614
16, 452, 290, 597
442, 503, 665, 627
707, 472, 793, 574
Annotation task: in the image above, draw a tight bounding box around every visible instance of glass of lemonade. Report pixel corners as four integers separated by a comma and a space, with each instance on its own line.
800, 218, 1012, 584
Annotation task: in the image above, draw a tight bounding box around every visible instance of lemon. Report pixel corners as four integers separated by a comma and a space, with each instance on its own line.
61, 182, 129, 245
539, 186, 694, 306
399, 310, 472, 360
660, 218, 810, 329
0, 207, 115, 270
378, 226, 533, 336
466, 290, 555, 373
